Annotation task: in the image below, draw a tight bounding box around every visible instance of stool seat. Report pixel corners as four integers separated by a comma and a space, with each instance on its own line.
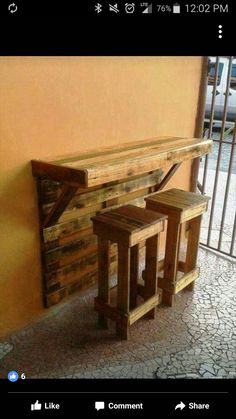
145, 188, 210, 223
92, 205, 167, 247
145, 189, 210, 306
92, 205, 167, 339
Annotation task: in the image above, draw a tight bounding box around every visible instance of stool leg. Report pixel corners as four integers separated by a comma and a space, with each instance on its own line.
97, 238, 110, 328
163, 219, 181, 307
130, 244, 139, 309
162, 290, 175, 306
185, 215, 202, 291
145, 234, 159, 319
116, 244, 130, 339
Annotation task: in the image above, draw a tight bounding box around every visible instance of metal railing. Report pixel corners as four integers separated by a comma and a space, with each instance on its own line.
198, 56, 236, 258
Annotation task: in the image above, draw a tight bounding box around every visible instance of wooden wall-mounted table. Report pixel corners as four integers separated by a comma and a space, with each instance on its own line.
31, 136, 212, 307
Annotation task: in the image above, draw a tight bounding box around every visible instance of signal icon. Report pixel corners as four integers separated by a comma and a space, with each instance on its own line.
141, 3, 152, 13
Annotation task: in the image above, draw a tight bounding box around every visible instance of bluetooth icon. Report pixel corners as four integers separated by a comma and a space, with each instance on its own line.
95, 3, 102, 13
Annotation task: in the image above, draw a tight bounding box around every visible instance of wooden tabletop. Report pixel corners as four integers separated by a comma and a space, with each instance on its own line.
31, 136, 212, 188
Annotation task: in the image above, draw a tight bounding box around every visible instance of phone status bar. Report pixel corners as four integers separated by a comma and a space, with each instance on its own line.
3, 1, 231, 16
93, 2, 230, 15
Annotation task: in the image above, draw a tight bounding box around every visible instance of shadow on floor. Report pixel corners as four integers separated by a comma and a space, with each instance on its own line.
0, 248, 235, 379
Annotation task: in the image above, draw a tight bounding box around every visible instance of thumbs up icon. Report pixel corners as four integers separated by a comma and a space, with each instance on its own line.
31, 400, 42, 411
8, 370, 19, 382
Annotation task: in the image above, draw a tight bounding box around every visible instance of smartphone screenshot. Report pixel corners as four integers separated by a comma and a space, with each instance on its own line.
0, 0, 235, 416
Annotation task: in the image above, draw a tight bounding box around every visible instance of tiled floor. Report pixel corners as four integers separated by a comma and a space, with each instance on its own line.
0, 248, 235, 379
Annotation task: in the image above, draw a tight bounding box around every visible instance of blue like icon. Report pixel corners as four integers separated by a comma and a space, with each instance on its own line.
8, 371, 19, 382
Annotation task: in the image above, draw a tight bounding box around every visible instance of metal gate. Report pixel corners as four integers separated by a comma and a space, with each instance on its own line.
198, 56, 236, 258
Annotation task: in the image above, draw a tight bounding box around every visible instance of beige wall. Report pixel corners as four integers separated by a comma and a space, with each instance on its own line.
0, 57, 203, 337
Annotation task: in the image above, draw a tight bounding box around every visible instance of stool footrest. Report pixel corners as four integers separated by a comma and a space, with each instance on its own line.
94, 297, 125, 323
109, 283, 146, 299
142, 260, 185, 282
95, 294, 160, 326
158, 267, 199, 294
129, 294, 160, 325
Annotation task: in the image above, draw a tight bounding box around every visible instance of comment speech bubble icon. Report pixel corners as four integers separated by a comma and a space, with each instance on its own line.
95, 401, 105, 411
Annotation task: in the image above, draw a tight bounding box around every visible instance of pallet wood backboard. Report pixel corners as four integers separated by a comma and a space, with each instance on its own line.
37, 170, 162, 306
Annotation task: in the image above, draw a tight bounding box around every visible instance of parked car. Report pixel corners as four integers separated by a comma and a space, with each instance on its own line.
205, 57, 236, 126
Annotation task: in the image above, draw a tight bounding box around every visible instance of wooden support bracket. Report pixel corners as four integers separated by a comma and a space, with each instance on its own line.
155, 162, 182, 192
42, 183, 78, 228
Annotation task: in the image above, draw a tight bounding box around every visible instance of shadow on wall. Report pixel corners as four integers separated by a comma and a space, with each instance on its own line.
0, 163, 45, 337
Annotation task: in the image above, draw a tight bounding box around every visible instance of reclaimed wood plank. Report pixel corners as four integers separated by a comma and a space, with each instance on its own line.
43, 227, 93, 251
144, 234, 159, 319
158, 268, 199, 294
44, 235, 97, 272
32, 160, 88, 186
162, 219, 182, 306
39, 170, 162, 205
94, 299, 123, 323
56, 188, 150, 223
46, 270, 98, 307
129, 294, 160, 325
46, 253, 117, 289
145, 188, 210, 223
146, 188, 210, 211
63, 137, 190, 169
43, 186, 153, 245
43, 213, 95, 243
185, 215, 202, 291
83, 140, 212, 187
41, 170, 161, 215
130, 244, 139, 309
97, 238, 110, 328
32, 137, 212, 187
42, 136, 182, 165
45, 252, 98, 288
117, 244, 130, 339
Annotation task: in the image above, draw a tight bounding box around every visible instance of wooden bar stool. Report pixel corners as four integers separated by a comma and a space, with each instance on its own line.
91, 205, 167, 339
145, 189, 210, 307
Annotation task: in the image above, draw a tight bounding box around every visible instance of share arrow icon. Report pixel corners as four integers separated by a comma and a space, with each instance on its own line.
175, 401, 186, 410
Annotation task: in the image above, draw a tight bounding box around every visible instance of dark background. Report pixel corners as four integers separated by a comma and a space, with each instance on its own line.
0, 0, 235, 54
4, 378, 235, 416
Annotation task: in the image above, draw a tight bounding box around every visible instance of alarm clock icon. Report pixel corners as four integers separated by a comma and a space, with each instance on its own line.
125, 3, 135, 13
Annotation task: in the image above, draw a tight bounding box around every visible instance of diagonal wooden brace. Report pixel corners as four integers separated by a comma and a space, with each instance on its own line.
42, 183, 78, 228
155, 162, 182, 192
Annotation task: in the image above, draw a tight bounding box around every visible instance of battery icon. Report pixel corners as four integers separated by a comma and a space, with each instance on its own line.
173, 3, 181, 13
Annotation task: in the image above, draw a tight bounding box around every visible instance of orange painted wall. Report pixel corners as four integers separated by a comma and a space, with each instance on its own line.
0, 57, 203, 337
